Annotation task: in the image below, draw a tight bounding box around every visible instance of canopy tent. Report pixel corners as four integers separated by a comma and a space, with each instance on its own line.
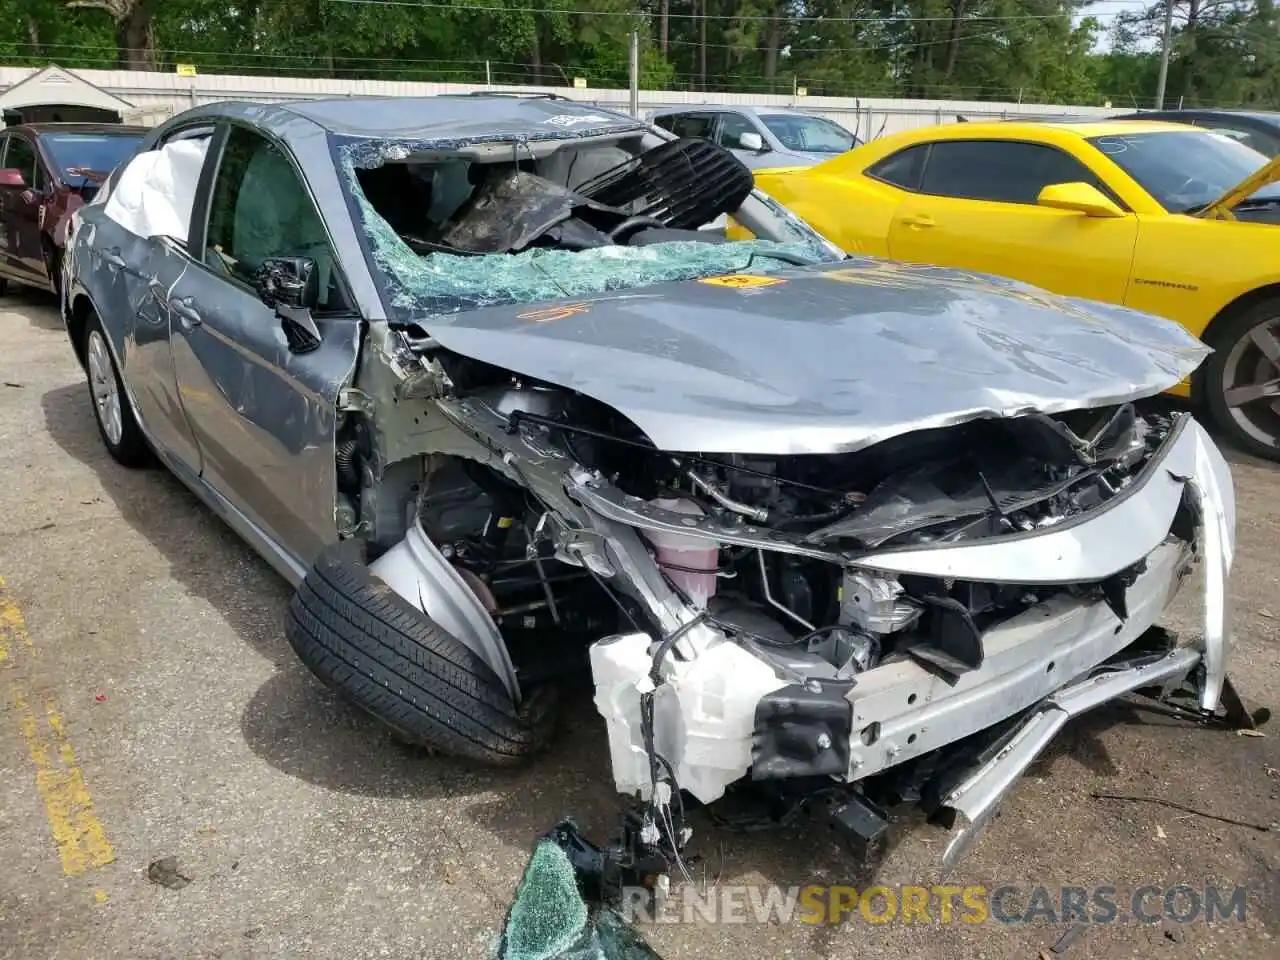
0, 64, 135, 125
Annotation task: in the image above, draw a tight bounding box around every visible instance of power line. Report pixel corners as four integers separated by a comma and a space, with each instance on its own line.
664, 27, 1015, 54
325, 0, 1135, 23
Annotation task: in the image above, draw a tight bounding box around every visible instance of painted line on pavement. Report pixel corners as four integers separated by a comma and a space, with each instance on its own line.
0, 576, 115, 875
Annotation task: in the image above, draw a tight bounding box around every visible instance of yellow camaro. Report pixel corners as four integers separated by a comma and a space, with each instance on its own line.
746, 119, 1280, 460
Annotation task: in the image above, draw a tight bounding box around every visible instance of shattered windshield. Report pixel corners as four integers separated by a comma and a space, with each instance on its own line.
333, 132, 838, 320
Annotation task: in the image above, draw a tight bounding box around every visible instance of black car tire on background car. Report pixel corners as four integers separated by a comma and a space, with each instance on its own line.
43, 241, 62, 300
286, 544, 558, 764
83, 314, 150, 467
1200, 298, 1280, 462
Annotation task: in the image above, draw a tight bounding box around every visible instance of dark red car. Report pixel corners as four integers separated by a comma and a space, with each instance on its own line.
0, 123, 146, 296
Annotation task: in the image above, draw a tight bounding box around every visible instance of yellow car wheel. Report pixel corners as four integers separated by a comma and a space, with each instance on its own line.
1201, 299, 1280, 462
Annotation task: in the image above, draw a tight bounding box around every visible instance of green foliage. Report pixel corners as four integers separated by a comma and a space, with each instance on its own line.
0, 0, 1263, 107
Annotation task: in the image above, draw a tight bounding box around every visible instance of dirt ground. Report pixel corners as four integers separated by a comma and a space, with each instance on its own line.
0, 291, 1276, 960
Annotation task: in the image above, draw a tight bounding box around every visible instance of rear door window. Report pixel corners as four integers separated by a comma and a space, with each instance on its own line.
867, 144, 929, 191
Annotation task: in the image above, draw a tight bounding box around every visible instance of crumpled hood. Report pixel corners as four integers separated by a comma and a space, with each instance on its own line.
423, 257, 1210, 455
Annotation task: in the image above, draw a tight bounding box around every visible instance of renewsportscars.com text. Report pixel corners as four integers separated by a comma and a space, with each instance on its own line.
619, 883, 1250, 927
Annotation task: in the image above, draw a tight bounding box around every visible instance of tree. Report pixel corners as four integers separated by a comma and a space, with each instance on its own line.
65, 0, 154, 69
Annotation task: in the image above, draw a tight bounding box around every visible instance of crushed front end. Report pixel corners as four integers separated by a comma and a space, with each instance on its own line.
571, 404, 1236, 866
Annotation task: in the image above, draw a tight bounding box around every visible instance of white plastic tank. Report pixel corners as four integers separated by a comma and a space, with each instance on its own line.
644, 498, 719, 608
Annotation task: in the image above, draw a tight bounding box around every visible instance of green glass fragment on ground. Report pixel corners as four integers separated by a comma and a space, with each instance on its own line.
500, 840, 590, 960
498, 836, 665, 960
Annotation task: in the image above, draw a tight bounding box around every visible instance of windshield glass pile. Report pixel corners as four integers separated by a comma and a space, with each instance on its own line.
1088, 130, 1280, 212
42, 132, 144, 179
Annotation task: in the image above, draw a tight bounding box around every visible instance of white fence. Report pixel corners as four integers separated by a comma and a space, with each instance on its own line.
0, 65, 1120, 137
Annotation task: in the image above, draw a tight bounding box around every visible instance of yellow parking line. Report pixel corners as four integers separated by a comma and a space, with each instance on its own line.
1, 578, 115, 876
0, 580, 36, 664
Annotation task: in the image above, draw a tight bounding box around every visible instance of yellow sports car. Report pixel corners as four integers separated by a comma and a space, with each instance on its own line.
746, 120, 1280, 460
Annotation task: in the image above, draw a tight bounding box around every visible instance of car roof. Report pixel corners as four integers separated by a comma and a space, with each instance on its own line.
9, 122, 149, 137
273, 94, 643, 138
884, 118, 1207, 140
1114, 108, 1280, 128
1017, 119, 1201, 136
650, 104, 813, 118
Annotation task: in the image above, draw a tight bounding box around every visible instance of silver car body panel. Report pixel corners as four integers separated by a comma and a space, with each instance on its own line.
369, 520, 522, 701
423, 260, 1208, 456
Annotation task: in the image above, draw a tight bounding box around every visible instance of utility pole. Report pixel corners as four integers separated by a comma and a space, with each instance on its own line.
1155, 0, 1175, 109
628, 30, 639, 117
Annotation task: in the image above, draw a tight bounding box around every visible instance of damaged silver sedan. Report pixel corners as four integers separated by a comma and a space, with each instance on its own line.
61, 94, 1249, 872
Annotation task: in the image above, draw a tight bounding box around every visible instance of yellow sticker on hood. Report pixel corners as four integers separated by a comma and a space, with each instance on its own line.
698, 274, 786, 289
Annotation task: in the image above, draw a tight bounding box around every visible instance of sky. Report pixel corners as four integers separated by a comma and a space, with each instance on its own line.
1079, 0, 1159, 51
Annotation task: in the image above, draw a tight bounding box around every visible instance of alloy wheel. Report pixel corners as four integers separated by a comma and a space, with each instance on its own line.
86, 330, 123, 447
1221, 316, 1280, 451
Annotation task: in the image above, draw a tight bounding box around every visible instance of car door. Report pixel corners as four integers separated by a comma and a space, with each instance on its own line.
82, 122, 218, 478
715, 111, 772, 169
162, 121, 361, 568
885, 139, 1138, 304
0, 134, 15, 278
1, 133, 52, 282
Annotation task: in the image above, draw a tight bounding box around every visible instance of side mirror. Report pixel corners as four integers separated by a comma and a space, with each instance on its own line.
737, 131, 767, 152
0, 168, 27, 188
1037, 182, 1125, 219
255, 256, 320, 309
254, 256, 323, 352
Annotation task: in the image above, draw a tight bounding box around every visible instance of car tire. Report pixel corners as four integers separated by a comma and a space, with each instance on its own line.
286, 544, 558, 765
43, 242, 61, 300
83, 316, 150, 467
1199, 298, 1280, 462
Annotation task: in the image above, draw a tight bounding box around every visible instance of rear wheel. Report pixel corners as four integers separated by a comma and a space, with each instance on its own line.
1200, 298, 1280, 462
83, 316, 149, 467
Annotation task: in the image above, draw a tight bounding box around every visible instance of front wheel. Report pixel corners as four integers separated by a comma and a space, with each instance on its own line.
83, 316, 149, 467
286, 545, 558, 764
1199, 299, 1280, 462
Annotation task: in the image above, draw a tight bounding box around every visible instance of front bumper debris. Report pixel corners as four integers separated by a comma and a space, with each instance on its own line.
588, 417, 1237, 866
935, 642, 1202, 869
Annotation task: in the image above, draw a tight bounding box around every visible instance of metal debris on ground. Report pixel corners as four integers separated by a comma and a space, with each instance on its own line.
146, 856, 192, 890
1089, 793, 1275, 832
1050, 922, 1088, 954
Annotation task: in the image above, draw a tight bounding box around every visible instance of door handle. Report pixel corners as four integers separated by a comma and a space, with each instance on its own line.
102, 248, 127, 269
168, 296, 202, 327
899, 214, 935, 228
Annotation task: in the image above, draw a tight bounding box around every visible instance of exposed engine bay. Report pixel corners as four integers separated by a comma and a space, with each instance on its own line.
405, 388, 1179, 684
